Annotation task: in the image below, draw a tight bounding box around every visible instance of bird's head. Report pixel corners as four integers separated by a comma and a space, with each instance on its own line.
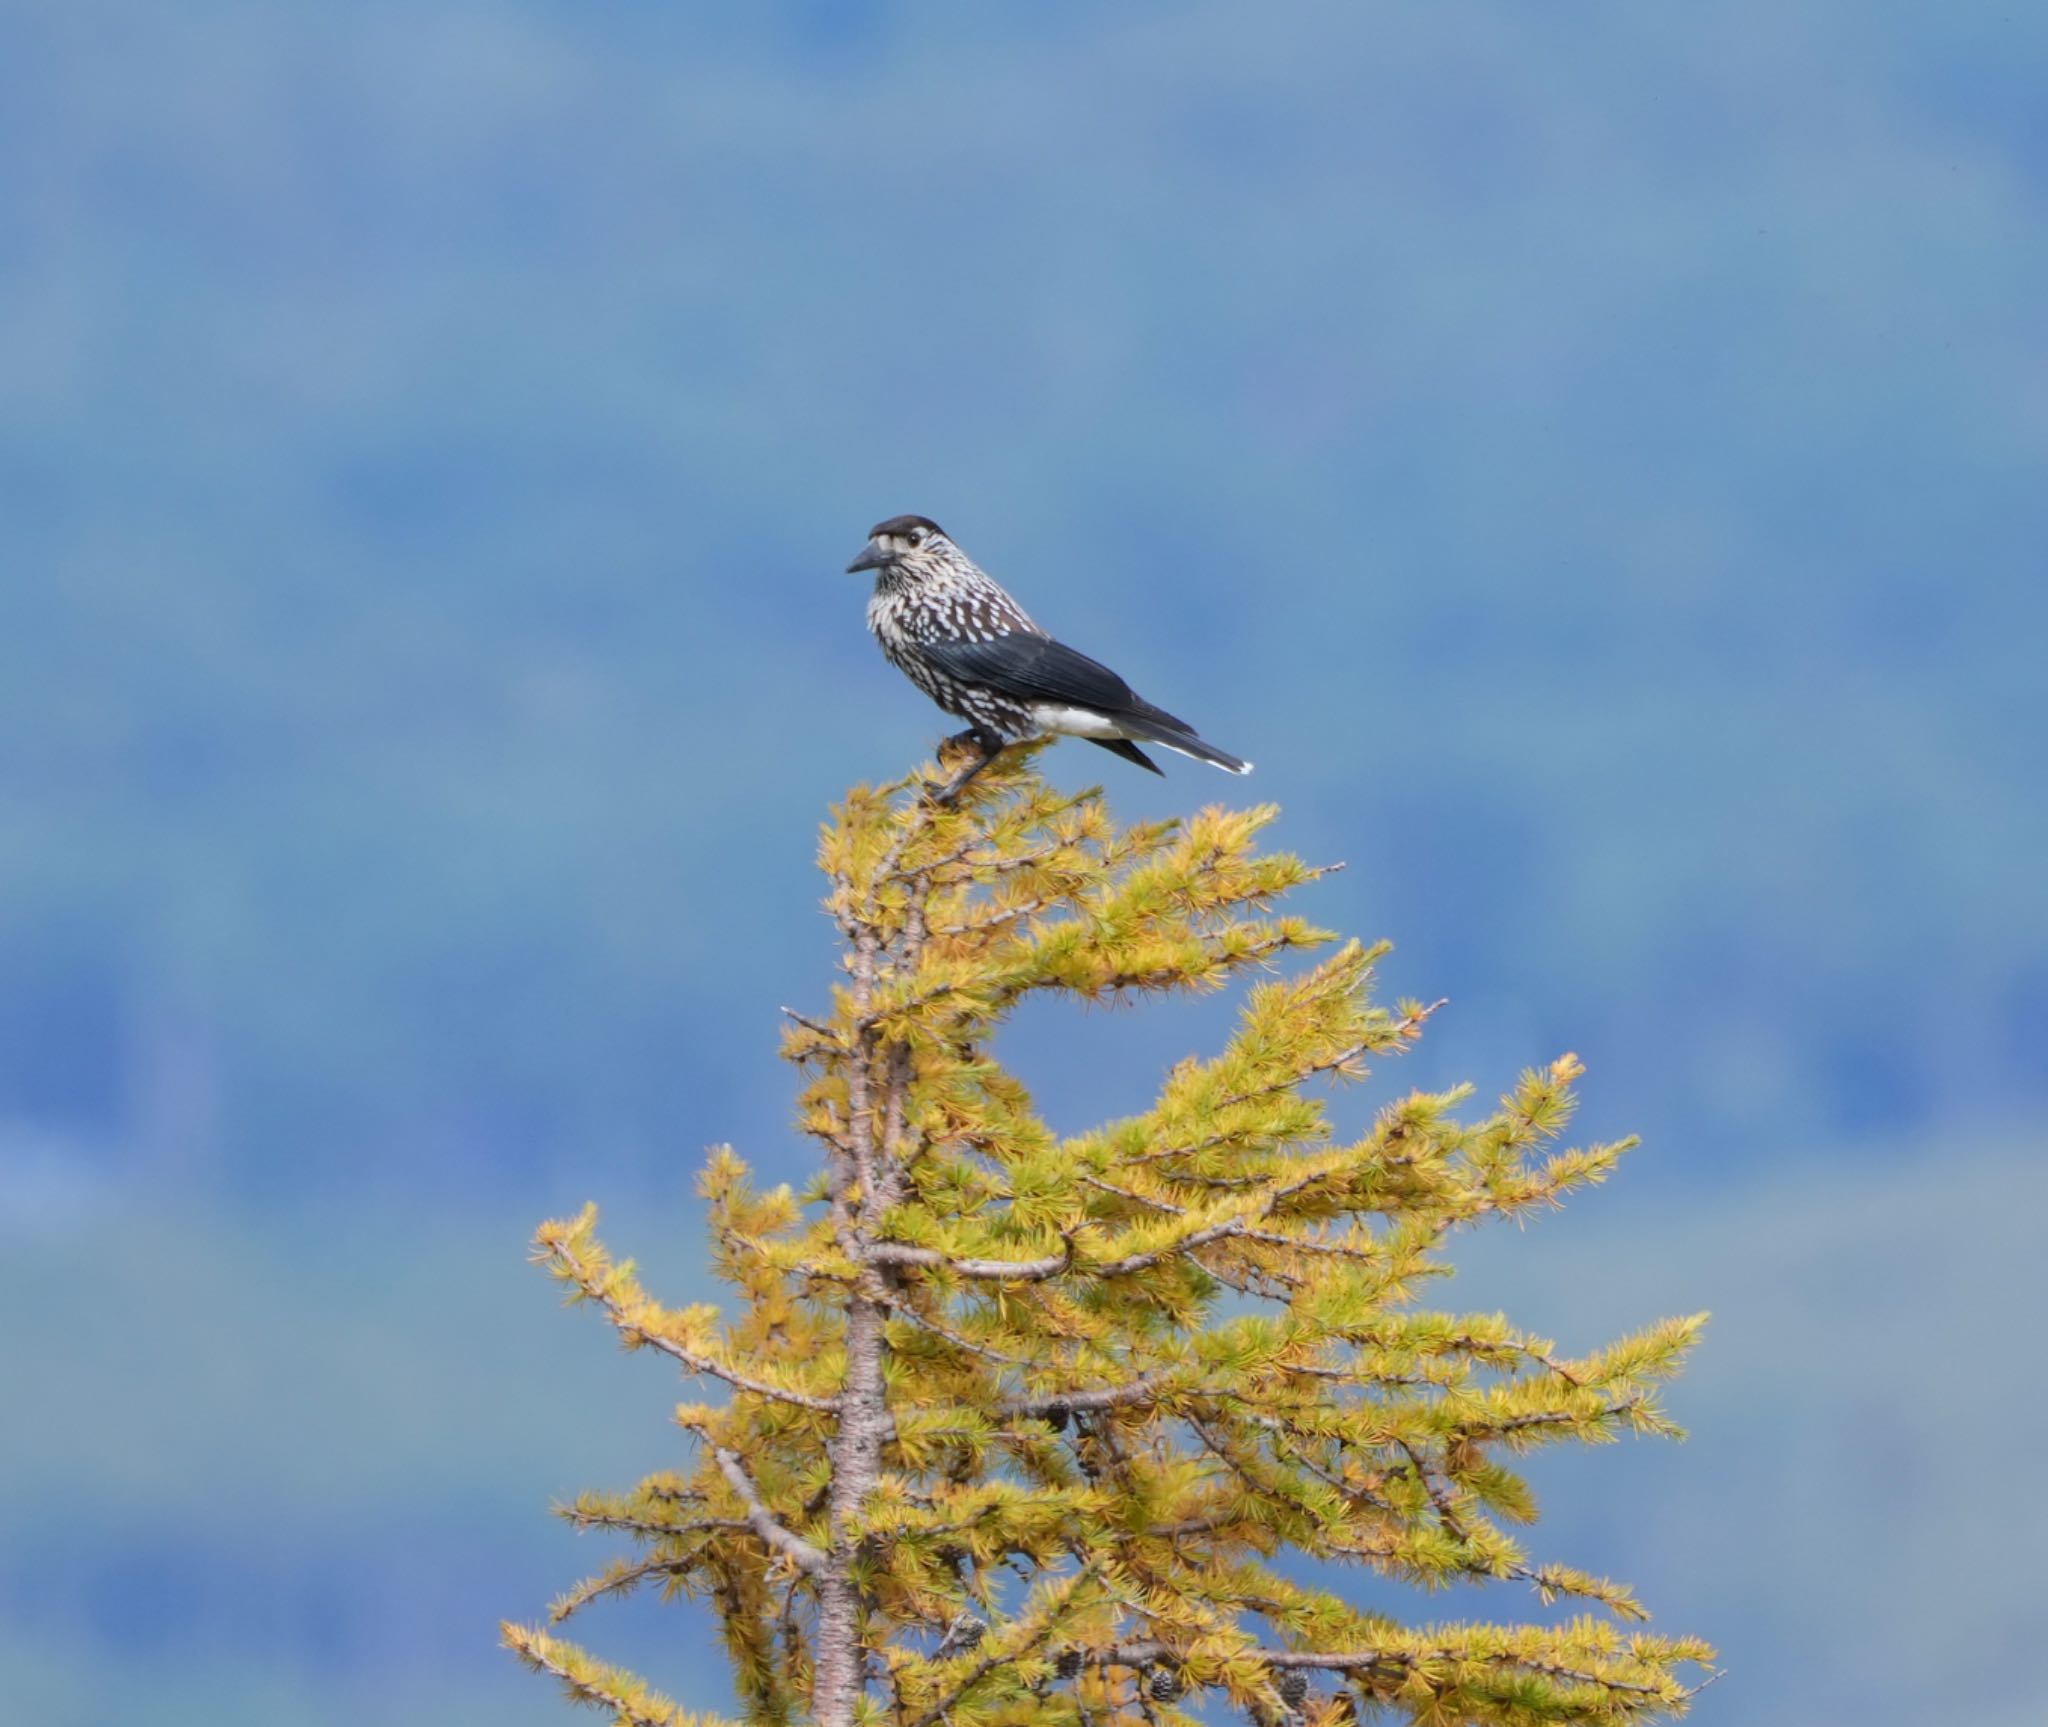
846, 514, 954, 578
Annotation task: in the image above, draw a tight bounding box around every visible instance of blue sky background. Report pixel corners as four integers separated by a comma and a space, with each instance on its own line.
1, 4, 2043, 1724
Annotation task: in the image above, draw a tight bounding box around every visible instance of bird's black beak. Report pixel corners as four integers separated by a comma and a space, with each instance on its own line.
846, 543, 891, 574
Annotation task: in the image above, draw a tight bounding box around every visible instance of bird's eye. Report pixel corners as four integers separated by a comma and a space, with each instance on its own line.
909, 528, 927, 545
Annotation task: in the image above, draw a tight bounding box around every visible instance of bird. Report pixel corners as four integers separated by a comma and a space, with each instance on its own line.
847, 514, 1252, 796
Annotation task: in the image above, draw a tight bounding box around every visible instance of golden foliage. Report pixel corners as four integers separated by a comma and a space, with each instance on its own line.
515, 750, 1713, 1727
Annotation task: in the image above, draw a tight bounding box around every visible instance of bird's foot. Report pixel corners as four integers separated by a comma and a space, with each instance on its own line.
927, 729, 1004, 804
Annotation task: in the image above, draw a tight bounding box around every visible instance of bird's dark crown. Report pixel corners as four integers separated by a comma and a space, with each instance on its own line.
868, 514, 945, 540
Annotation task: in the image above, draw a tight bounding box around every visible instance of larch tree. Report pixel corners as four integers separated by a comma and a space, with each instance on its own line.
505, 749, 1713, 1727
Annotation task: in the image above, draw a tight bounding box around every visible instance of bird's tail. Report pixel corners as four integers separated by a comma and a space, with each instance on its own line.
1118, 708, 1253, 775
1089, 737, 1166, 776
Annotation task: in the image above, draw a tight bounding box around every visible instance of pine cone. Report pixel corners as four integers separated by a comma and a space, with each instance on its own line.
1148, 1667, 1186, 1702
1045, 1406, 1070, 1433
1276, 1670, 1310, 1708
1054, 1648, 1085, 1679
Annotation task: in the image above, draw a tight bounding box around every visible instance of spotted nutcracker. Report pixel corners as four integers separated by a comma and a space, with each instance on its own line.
848, 514, 1251, 796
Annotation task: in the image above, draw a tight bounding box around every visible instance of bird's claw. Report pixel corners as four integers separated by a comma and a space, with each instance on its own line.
926, 731, 1003, 804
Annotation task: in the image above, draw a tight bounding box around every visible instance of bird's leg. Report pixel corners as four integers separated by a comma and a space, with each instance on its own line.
930, 727, 1005, 804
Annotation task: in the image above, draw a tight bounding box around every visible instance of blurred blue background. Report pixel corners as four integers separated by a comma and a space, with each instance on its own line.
2, 3, 2043, 1723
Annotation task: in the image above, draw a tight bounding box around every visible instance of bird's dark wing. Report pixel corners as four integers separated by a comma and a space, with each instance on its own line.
924, 632, 1250, 775
918, 633, 1176, 723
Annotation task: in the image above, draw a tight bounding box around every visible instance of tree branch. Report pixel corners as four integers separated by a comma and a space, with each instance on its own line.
707, 1440, 826, 1576
868, 1238, 1075, 1282
996, 1370, 1172, 1419
902, 1565, 1100, 1727
543, 1237, 843, 1413
879, 1291, 1028, 1364
558, 1506, 754, 1543
1077, 1639, 1682, 1702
